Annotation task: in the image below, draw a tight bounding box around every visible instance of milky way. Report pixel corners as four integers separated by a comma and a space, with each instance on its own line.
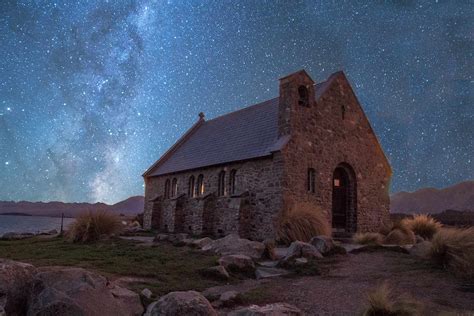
0, 1, 472, 203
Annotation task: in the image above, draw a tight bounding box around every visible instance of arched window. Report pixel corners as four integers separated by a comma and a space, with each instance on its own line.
298, 85, 309, 107
171, 178, 178, 197
164, 179, 170, 198
217, 171, 226, 196
196, 174, 204, 196
307, 168, 316, 193
188, 176, 195, 197
229, 169, 237, 195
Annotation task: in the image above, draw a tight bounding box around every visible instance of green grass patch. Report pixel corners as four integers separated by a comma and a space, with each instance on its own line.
238, 285, 273, 305
0, 237, 223, 295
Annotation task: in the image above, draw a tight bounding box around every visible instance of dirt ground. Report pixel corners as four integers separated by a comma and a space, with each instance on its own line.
210, 250, 474, 315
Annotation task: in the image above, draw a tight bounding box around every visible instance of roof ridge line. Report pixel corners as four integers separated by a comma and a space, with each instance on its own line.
205, 97, 278, 124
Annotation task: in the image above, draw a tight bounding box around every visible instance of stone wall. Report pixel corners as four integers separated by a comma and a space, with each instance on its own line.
143, 155, 284, 240
278, 71, 391, 232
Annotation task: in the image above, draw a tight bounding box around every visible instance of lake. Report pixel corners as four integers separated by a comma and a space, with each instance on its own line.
0, 215, 75, 235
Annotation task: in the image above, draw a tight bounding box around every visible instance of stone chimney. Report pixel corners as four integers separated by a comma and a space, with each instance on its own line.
278, 70, 315, 137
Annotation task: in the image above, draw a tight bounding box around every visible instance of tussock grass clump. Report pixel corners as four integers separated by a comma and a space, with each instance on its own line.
430, 227, 474, 280
383, 221, 415, 245
402, 214, 441, 240
276, 202, 330, 245
68, 210, 123, 243
362, 283, 422, 316
353, 232, 384, 246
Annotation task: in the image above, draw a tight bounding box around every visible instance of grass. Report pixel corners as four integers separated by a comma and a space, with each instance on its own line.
362, 282, 422, 316
430, 227, 474, 281
237, 285, 273, 305
0, 236, 223, 295
67, 210, 123, 243
353, 232, 384, 246
383, 222, 415, 245
276, 202, 331, 244
402, 214, 442, 240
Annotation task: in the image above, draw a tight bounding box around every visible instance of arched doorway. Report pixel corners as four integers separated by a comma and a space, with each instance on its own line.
331, 163, 357, 233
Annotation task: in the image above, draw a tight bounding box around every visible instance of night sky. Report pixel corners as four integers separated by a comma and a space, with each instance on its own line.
1, 1, 472, 204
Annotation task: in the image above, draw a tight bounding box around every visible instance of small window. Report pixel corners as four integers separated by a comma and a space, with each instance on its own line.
341, 105, 346, 120
307, 168, 316, 193
164, 179, 170, 199
217, 171, 226, 196
229, 169, 237, 195
196, 174, 205, 196
171, 178, 178, 197
334, 179, 341, 187
298, 85, 309, 106
188, 176, 195, 197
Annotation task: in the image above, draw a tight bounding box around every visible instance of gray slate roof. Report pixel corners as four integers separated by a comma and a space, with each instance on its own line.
149, 98, 280, 176
148, 78, 333, 177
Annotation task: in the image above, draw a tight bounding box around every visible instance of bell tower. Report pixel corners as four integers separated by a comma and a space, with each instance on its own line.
278, 70, 315, 137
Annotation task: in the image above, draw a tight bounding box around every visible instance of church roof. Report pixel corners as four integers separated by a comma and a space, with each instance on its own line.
144, 75, 335, 177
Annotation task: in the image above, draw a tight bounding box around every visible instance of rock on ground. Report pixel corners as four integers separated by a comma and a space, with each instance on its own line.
192, 237, 213, 249
145, 290, 217, 316
281, 241, 323, 264
409, 240, 432, 258
229, 303, 302, 315
0, 259, 37, 316
200, 265, 230, 280
309, 236, 334, 255
28, 267, 143, 316
202, 234, 265, 259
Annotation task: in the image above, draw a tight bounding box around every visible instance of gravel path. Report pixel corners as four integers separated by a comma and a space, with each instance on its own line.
214, 250, 474, 315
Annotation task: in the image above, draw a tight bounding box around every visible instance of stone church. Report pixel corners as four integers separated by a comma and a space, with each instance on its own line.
142, 70, 391, 240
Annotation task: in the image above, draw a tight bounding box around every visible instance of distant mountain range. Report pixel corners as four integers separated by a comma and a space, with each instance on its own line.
390, 181, 474, 214
0, 196, 144, 218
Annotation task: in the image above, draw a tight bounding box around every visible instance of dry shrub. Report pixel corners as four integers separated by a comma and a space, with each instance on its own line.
362, 282, 422, 316
68, 210, 122, 243
430, 227, 474, 280
402, 214, 441, 240
383, 221, 415, 245
276, 202, 330, 245
353, 232, 384, 246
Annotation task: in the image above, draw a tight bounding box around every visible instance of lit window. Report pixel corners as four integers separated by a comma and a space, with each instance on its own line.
334, 179, 340, 187
171, 178, 178, 197
196, 174, 204, 196
217, 171, 226, 196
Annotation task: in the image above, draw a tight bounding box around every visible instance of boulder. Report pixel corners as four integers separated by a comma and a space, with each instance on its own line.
141, 288, 153, 300
294, 257, 308, 265
255, 267, 291, 279
219, 254, 255, 270
145, 290, 217, 316
282, 241, 323, 263
229, 303, 302, 315
309, 236, 334, 255
0, 259, 37, 316
202, 234, 265, 259
219, 290, 240, 307
409, 240, 432, 258
192, 237, 213, 249
28, 267, 143, 316
200, 265, 230, 280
